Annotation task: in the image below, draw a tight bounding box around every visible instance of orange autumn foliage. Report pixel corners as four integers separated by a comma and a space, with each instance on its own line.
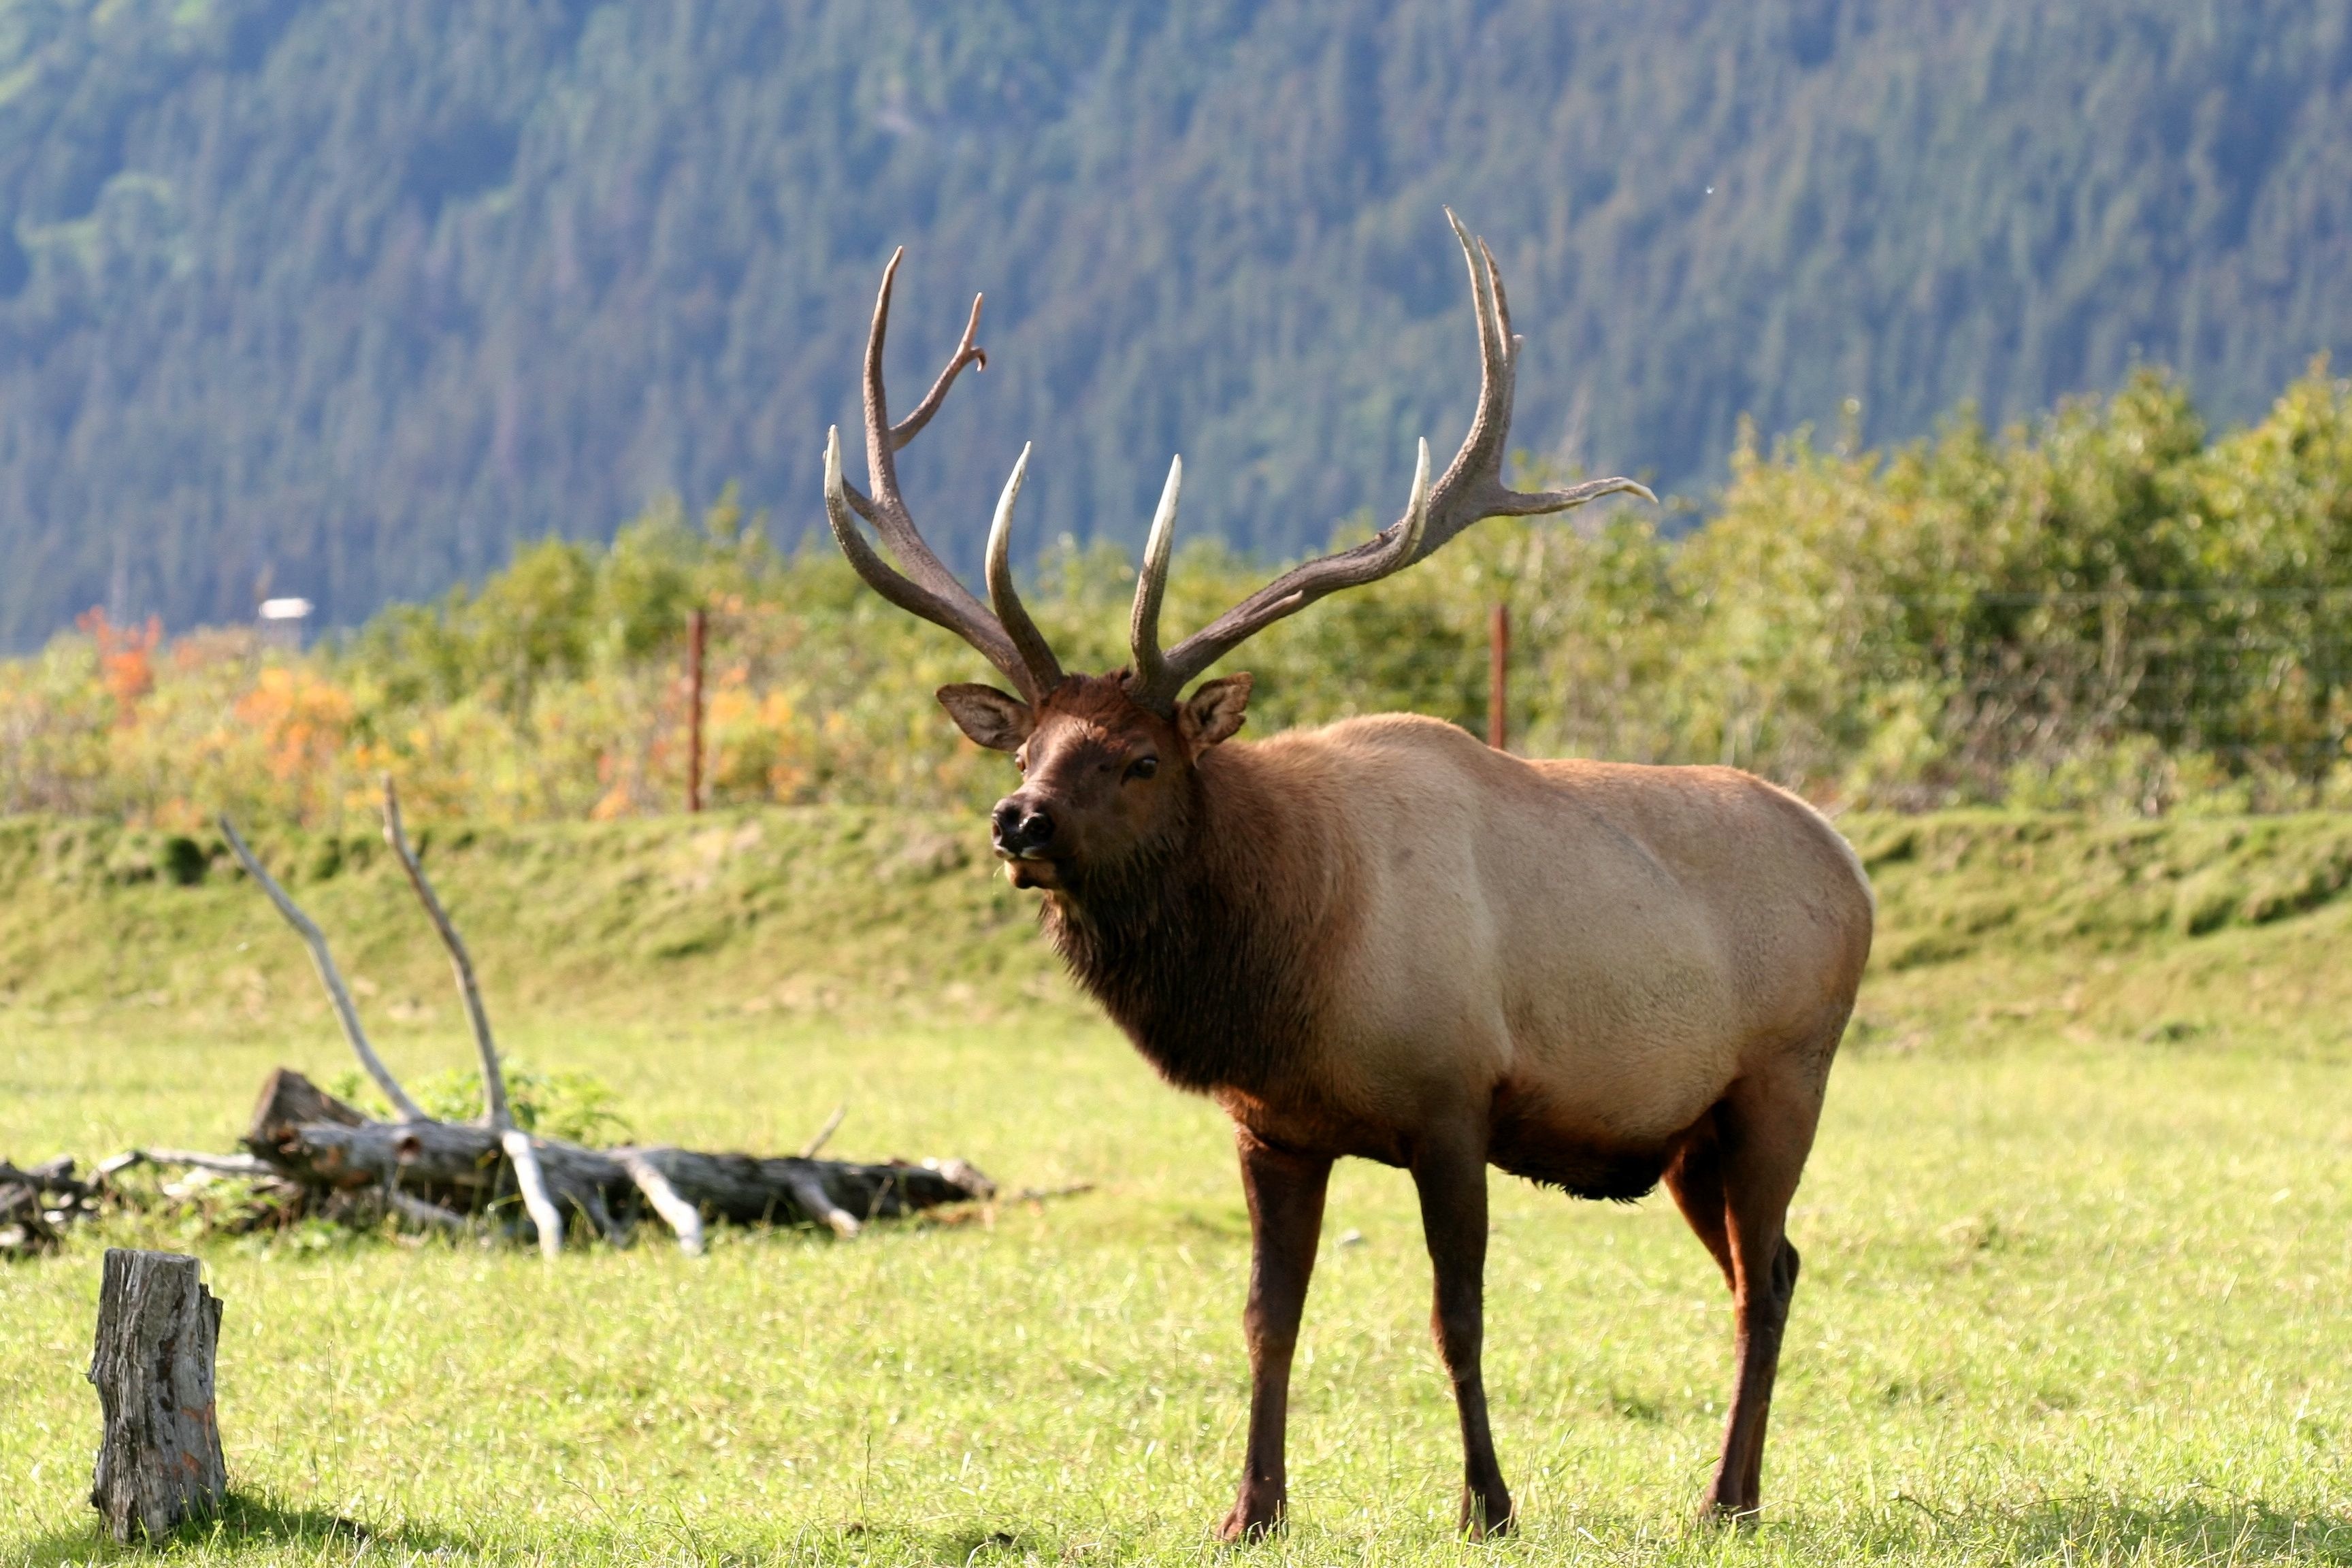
233, 667, 358, 783
76, 609, 161, 725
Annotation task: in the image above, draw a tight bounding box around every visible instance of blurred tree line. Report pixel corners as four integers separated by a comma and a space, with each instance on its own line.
0, 0, 2347, 649
5, 363, 2350, 827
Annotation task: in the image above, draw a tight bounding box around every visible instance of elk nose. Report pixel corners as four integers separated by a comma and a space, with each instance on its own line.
991, 798, 1056, 856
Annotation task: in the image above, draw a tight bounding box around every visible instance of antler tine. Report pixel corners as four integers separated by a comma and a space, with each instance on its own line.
824, 426, 1035, 698
892, 291, 987, 450
1458, 227, 1657, 517
825, 250, 1066, 703
1132, 440, 1431, 712
1127, 456, 1183, 706
984, 444, 1065, 693
1137, 213, 1650, 709
1431, 212, 1516, 512
1480, 233, 1513, 342
852, 250, 981, 610
1396, 434, 1433, 559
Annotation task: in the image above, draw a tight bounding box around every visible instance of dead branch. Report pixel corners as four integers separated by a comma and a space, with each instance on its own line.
500, 1129, 566, 1258
619, 1152, 704, 1256
1, 1158, 102, 1256
381, 779, 512, 1130
103, 1150, 275, 1179
800, 1102, 848, 1159
785, 1166, 862, 1238
384, 1190, 468, 1230
1011, 1181, 1096, 1204
383, 780, 608, 1255
219, 816, 427, 1123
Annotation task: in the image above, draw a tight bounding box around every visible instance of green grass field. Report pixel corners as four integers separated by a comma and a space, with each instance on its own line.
3, 810, 2349, 1565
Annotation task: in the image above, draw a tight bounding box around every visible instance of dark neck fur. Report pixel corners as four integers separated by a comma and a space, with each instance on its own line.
1040, 750, 1330, 1094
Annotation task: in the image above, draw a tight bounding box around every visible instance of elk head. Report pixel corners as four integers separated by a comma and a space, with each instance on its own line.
823, 214, 1654, 894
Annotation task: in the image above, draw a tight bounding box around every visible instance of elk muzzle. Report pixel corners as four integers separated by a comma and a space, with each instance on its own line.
991, 796, 1058, 860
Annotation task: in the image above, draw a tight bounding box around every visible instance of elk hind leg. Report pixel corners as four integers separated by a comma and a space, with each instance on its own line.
1699, 1073, 1823, 1525
1661, 1117, 1735, 1293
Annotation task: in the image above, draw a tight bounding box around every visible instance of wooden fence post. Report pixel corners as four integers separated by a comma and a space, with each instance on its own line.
686, 606, 708, 815
88, 1250, 227, 1542
1487, 602, 1511, 752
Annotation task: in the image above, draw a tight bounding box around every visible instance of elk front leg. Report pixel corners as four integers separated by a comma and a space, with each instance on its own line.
1412, 1132, 1514, 1537
1220, 1128, 1333, 1542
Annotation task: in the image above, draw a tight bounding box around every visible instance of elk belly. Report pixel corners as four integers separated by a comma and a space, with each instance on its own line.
1483, 1071, 1715, 1201
1485, 1115, 1683, 1201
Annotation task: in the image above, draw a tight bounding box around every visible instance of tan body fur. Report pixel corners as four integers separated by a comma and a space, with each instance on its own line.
1194, 715, 1872, 1188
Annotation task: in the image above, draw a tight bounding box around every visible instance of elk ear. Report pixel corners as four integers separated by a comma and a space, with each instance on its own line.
1177, 673, 1252, 753
936, 683, 1034, 751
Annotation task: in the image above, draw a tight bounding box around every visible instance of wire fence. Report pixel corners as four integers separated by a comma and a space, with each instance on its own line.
1484, 585, 2352, 811
14, 578, 2352, 826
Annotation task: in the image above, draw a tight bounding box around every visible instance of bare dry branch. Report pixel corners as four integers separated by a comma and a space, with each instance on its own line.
385, 1190, 468, 1231
218, 816, 427, 1123
500, 1129, 564, 1259
106, 1150, 274, 1179
798, 1103, 848, 1160
783, 1167, 863, 1238
618, 1151, 705, 1256
1011, 1181, 1095, 1204
380, 779, 511, 1130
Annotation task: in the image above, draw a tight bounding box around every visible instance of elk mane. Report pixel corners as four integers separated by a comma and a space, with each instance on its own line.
1039, 754, 1338, 1096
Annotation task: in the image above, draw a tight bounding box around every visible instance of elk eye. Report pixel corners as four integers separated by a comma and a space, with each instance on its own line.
1125, 756, 1158, 782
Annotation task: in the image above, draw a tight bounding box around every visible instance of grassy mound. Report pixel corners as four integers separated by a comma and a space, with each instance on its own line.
1855, 812, 2352, 960
6, 804, 2351, 1053
1849, 811, 2352, 1060
0, 808, 1064, 1036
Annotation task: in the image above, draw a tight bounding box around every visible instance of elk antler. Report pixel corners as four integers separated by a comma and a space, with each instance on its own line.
823, 249, 1066, 704
1126, 211, 1656, 714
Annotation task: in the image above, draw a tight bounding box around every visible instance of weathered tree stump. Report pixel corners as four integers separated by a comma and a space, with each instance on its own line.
87, 1250, 228, 1543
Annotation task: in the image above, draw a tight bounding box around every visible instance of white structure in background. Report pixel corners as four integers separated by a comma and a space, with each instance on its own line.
257, 595, 312, 649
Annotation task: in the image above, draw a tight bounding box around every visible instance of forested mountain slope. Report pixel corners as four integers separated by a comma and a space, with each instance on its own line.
0, 0, 2347, 647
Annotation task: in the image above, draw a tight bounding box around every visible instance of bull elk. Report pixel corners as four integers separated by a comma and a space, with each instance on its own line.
822, 214, 1874, 1538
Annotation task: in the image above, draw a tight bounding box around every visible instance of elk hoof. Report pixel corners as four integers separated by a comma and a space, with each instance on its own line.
1460, 1490, 1517, 1539
1695, 1497, 1761, 1531
1218, 1490, 1284, 1543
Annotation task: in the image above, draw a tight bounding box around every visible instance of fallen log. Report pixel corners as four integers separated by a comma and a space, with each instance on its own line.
242, 1067, 993, 1243
10, 796, 1021, 1267
8, 1091, 1000, 1259
1, 1157, 104, 1257
623, 1145, 993, 1235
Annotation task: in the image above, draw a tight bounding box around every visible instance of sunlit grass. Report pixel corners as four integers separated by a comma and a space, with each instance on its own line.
5, 1008, 2349, 1565
3, 811, 2351, 1563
